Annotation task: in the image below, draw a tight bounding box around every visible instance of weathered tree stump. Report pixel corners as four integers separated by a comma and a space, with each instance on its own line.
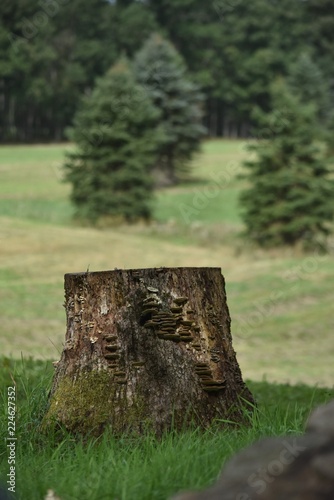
44, 267, 254, 436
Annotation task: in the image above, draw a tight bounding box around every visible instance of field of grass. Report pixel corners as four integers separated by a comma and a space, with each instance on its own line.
1, 140, 333, 499
0, 358, 333, 500
1, 140, 333, 386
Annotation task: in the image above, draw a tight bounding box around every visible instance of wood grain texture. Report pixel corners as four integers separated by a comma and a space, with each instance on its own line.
45, 267, 254, 436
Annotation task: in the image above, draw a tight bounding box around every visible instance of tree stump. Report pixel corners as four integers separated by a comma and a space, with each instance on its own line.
44, 267, 254, 436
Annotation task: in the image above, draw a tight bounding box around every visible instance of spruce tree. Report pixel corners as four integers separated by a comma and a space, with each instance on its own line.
239, 80, 334, 249
64, 59, 163, 224
288, 53, 330, 128
133, 34, 205, 186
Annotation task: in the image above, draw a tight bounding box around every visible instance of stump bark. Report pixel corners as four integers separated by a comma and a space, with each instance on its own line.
44, 267, 254, 436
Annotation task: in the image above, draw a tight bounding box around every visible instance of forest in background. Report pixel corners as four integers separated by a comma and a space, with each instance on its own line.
1, 0, 333, 142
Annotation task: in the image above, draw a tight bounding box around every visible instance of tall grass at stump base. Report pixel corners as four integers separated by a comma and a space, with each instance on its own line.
0, 358, 333, 500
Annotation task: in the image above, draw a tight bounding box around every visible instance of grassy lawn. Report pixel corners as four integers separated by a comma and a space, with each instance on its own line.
0, 140, 333, 499
0, 140, 333, 386
0, 144, 73, 225
0, 358, 333, 500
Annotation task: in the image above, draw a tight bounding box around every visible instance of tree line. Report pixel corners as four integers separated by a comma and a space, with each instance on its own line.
64, 34, 334, 248
1, 0, 333, 142
64, 35, 205, 222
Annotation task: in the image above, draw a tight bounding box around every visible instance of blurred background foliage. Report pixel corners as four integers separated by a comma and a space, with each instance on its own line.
1, 0, 334, 379
1, 0, 334, 142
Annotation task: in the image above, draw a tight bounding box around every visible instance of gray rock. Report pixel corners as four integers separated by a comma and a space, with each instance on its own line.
172, 399, 334, 500
306, 400, 334, 437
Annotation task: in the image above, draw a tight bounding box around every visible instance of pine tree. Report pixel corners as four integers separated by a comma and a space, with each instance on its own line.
288, 53, 330, 127
64, 59, 163, 224
133, 33, 205, 186
239, 80, 334, 249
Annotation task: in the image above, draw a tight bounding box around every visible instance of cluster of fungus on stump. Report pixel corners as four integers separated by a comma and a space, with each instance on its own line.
138, 288, 226, 394
210, 348, 221, 363
140, 292, 195, 342
102, 334, 128, 386
132, 361, 145, 368
195, 362, 226, 393
103, 333, 125, 385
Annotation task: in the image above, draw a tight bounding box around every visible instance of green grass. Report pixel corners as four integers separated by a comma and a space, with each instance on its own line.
1, 140, 334, 385
154, 187, 242, 225
0, 141, 247, 228
153, 140, 249, 227
0, 141, 333, 499
0, 358, 333, 500
0, 143, 73, 225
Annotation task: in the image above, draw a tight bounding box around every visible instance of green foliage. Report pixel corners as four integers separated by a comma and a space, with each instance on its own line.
0, 0, 116, 142
288, 53, 330, 128
306, 0, 334, 76
288, 53, 334, 155
133, 34, 205, 185
109, 2, 159, 57
64, 59, 163, 223
1, 0, 334, 141
146, 0, 312, 134
240, 80, 334, 249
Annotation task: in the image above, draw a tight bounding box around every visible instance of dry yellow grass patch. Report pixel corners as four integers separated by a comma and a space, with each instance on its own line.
1, 216, 333, 387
